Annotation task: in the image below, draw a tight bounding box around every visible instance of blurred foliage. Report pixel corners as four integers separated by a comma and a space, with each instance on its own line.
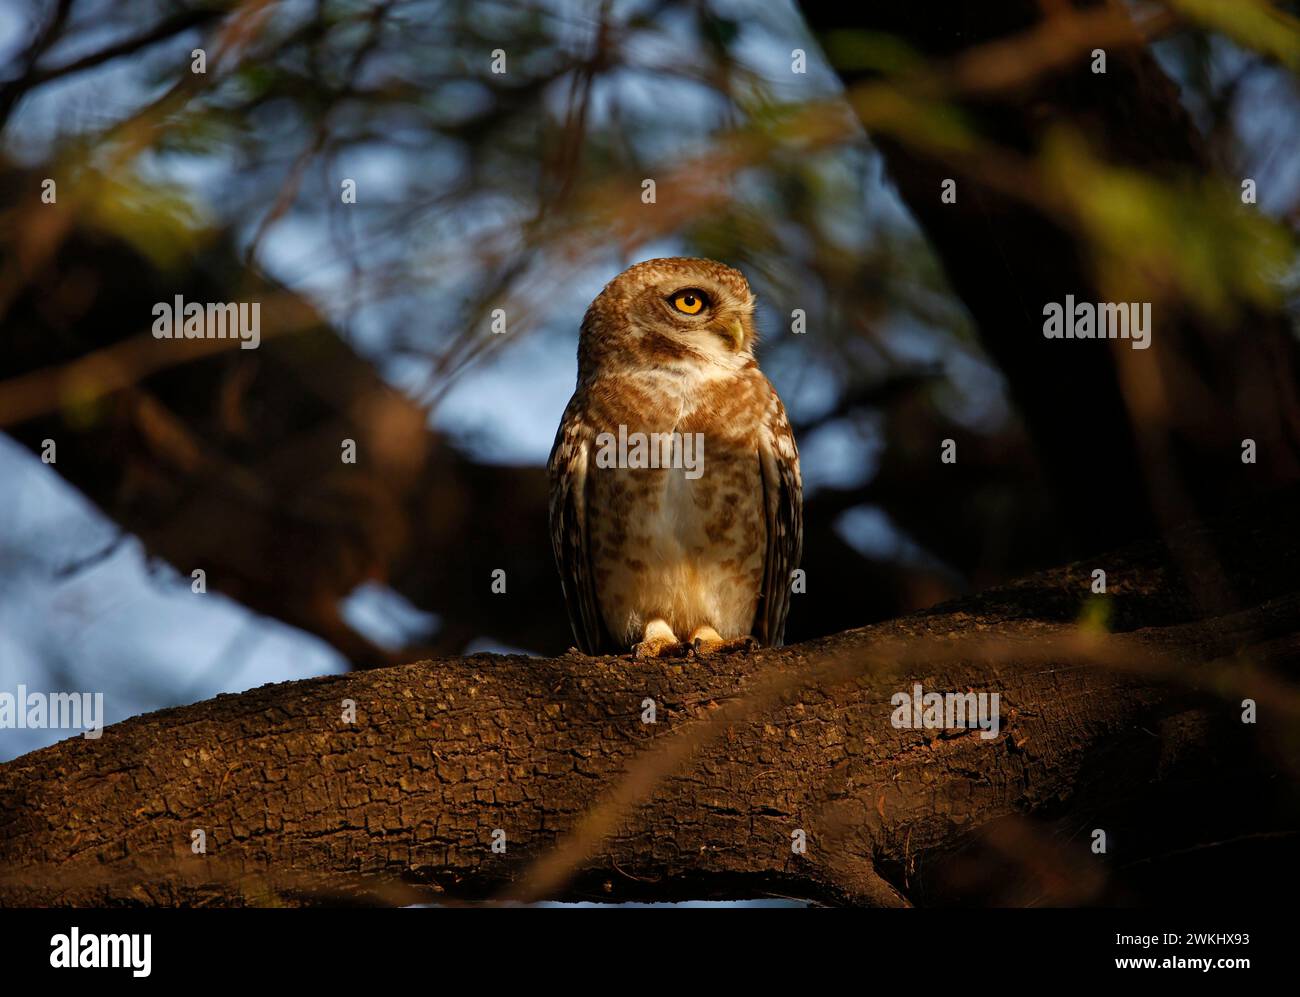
80, 169, 211, 269
1042, 129, 1293, 317
1170, 0, 1300, 71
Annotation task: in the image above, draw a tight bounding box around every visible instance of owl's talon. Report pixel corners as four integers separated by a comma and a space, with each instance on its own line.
633, 637, 689, 659
692, 634, 759, 656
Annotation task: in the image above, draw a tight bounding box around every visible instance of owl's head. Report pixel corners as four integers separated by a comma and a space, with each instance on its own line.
578, 257, 757, 375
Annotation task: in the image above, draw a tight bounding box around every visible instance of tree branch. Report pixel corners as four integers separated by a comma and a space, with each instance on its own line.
1, 7, 221, 106
1, 493, 1295, 906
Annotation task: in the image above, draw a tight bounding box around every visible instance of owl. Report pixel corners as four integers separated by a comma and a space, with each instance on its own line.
548, 258, 802, 657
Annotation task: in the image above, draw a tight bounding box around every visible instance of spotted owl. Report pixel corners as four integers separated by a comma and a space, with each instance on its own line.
548, 258, 802, 657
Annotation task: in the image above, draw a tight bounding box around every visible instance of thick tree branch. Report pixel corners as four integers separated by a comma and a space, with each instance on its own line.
1, 494, 1295, 907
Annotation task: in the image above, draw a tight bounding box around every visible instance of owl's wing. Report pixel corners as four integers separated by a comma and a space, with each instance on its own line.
755, 389, 803, 647
547, 396, 613, 655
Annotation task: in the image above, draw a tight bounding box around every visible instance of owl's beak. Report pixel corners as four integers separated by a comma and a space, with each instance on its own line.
716, 315, 746, 352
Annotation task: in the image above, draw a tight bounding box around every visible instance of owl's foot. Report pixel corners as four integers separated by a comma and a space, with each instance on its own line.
633, 636, 691, 659
633, 619, 689, 659
689, 627, 759, 656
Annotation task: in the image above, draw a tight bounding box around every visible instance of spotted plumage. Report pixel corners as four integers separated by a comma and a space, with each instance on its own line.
548, 258, 802, 657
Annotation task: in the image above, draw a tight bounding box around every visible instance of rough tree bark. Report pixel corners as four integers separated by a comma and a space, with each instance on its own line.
1, 492, 1295, 907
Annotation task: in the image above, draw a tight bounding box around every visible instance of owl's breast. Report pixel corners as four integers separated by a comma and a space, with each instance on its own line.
586, 439, 766, 646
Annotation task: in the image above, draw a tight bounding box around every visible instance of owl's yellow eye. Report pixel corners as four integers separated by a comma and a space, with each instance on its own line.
670, 289, 707, 315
